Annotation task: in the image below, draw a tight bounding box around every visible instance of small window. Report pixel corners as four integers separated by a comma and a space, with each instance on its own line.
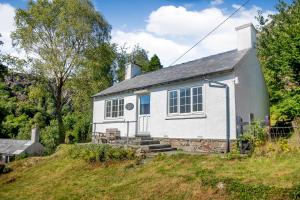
192, 87, 203, 112
169, 90, 178, 113
105, 98, 124, 118
180, 88, 191, 113
105, 101, 112, 118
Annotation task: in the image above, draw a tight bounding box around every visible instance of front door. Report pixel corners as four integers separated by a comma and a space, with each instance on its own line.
138, 94, 150, 135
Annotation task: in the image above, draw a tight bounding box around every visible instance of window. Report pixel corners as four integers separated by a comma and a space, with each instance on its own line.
192, 87, 203, 112
168, 86, 203, 115
180, 88, 191, 113
169, 90, 178, 113
140, 95, 150, 115
119, 99, 124, 116
105, 98, 124, 118
105, 101, 111, 117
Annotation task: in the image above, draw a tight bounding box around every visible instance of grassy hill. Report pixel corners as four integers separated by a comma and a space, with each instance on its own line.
1, 145, 300, 200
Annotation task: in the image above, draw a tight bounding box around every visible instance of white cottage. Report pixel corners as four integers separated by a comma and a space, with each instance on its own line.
92, 23, 269, 152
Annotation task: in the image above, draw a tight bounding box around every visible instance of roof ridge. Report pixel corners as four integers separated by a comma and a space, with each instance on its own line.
121, 49, 238, 81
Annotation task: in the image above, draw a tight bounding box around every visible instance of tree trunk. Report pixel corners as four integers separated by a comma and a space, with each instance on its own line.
55, 81, 65, 143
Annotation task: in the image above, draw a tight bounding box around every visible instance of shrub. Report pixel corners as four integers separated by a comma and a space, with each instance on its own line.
0, 163, 12, 174
239, 120, 268, 154
68, 144, 135, 163
40, 120, 60, 155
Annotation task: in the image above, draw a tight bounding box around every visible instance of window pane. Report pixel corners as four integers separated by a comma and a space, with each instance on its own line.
180, 88, 191, 113
140, 95, 150, 115
169, 91, 177, 114
119, 99, 124, 116
112, 99, 118, 117
192, 87, 203, 112
105, 101, 111, 117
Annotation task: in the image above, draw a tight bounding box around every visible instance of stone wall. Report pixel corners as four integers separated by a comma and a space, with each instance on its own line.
155, 138, 236, 153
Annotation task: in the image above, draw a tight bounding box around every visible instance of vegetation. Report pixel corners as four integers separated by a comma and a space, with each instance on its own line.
257, 0, 300, 124
0, 145, 300, 199
0, 0, 162, 153
68, 144, 135, 163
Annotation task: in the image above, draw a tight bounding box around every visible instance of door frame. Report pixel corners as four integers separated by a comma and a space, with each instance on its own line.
136, 93, 151, 136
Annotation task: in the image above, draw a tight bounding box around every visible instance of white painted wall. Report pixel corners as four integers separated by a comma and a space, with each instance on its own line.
93, 93, 138, 137
234, 48, 269, 123
93, 73, 238, 140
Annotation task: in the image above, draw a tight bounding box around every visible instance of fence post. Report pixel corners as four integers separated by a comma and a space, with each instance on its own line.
126, 121, 129, 147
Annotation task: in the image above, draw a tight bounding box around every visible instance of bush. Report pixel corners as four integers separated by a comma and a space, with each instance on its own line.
239, 120, 268, 154
40, 120, 60, 155
68, 144, 135, 163
0, 163, 12, 174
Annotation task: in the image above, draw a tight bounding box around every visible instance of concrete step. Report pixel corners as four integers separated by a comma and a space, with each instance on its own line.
148, 144, 171, 149
149, 147, 177, 153
135, 134, 152, 141
134, 140, 160, 145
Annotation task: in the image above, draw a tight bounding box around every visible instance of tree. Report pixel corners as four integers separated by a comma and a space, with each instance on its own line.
148, 54, 163, 72
256, 0, 300, 124
115, 45, 162, 81
12, 0, 111, 142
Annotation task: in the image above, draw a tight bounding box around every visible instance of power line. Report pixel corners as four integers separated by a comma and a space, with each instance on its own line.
168, 0, 251, 66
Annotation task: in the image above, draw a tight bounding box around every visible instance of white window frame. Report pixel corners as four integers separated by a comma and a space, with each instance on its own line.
167, 85, 204, 116
104, 98, 124, 119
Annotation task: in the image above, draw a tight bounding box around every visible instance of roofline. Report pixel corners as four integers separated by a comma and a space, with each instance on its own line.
93, 68, 234, 98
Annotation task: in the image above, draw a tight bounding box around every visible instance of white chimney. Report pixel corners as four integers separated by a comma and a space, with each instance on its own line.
235, 23, 257, 51
125, 63, 141, 80
31, 127, 40, 143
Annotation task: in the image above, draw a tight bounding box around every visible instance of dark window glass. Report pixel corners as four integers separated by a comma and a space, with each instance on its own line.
140, 95, 150, 115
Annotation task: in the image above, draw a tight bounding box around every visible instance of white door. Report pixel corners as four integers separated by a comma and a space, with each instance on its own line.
138, 94, 150, 135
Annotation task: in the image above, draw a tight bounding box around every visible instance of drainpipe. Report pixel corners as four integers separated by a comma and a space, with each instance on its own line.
205, 79, 230, 153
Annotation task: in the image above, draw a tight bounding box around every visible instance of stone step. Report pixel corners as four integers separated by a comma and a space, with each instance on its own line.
135, 134, 153, 141
134, 140, 160, 145
148, 144, 171, 149
149, 147, 177, 153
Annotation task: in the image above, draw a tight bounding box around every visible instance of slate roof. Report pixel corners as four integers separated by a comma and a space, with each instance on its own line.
0, 139, 33, 155
93, 48, 250, 97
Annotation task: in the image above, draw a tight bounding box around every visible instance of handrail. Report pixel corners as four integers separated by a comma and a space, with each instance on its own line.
91, 121, 137, 146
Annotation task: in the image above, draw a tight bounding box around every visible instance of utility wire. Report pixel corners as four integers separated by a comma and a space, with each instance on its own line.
168, 0, 251, 66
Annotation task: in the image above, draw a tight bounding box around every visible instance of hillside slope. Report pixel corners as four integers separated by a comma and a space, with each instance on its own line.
1, 145, 300, 200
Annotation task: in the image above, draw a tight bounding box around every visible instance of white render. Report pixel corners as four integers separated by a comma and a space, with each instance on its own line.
92, 23, 269, 140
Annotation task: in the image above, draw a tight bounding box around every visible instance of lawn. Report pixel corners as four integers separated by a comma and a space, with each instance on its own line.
0, 145, 300, 200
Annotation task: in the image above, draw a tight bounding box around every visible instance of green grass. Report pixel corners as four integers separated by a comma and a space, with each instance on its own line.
1, 145, 300, 200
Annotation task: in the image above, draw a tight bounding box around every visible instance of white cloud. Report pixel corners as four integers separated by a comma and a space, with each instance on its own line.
111, 30, 200, 66
211, 0, 224, 6
0, 3, 17, 55
112, 5, 274, 66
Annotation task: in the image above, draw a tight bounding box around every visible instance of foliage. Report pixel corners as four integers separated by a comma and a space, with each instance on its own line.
0, 163, 12, 175
256, 0, 300, 124
148, 54, 163, 72
68, 144, 135, 163
239, 120, 268, 154
2, 147, 300, 199
115, 45, 163, 81
12, 0, 112, 142
40, 120, 60, 155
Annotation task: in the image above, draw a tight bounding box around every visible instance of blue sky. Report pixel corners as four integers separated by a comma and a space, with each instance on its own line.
0, 0, 292, 66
